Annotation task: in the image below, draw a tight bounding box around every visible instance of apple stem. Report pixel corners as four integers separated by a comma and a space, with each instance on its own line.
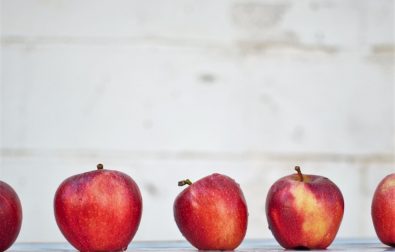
295, 166, 303, 182
178, 179, 193, 186
97, 164, 104, 170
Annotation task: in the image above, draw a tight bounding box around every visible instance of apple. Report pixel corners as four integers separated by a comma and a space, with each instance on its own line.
372, 173, 395, 247
173, 173, 248, 250
54, 164, 142, 252
0, 181, 22, 251
266, 166, 344, 249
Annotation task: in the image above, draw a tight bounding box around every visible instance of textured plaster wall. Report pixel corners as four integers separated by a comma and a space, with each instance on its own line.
0, 0, 394, 242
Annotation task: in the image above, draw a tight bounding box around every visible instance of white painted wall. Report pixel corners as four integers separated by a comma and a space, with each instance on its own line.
0, 0, 394, 243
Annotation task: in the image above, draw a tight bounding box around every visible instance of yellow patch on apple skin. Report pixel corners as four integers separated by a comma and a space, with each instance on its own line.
381, 178, 395, 193
292, 184, 329, 244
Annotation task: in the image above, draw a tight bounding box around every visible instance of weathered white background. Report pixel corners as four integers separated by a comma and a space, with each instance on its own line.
0, 0, 394, 243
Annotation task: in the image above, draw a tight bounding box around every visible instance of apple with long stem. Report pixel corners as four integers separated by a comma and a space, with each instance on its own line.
0, 181, 22, 251
54, 164, 142, 252
174, 173, 248, 250
266, 166, 344, 249
372, 173, 395, 247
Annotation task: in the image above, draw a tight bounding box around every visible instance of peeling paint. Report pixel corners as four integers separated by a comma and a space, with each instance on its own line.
371, 44, 395, 55
366, 44, 395, 71
231, 2, 289, 29
198, 73, 217, 85
144, 183, 159, 196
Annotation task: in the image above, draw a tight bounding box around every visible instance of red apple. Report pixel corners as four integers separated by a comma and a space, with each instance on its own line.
372, 173, 395, 247
0, 181, 22, 251
266, 166, 344, 249
54, 164, 142, 252
174, 173, 248, 250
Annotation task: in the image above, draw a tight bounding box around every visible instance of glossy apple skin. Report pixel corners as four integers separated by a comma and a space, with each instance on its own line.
174, 173, 248, 250
0, 181, 23, 251
266, 173, 344, 249
54, 169, 142, 252
372, 173, 395, 247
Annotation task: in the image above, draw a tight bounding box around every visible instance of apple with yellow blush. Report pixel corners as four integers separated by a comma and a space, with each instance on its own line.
266, 166, 344, 249
372, 173, 395, 247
